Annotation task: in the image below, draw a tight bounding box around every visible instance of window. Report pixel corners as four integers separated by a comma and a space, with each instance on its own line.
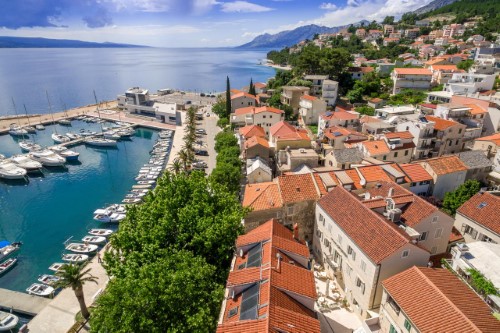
432, 216, 438, 223
383, 155, 387, 161
262, 115, 266, 118
435, 228, 443, 239
455, 139, 459, 145
402, 250, 410, 258
228, 307, 239, 318
269, 115, 272, 118
337, 234, 343, 245
394, 152, 398, 158
458, 128, 462, 134
405, 150, 409, 156
360, 260, 366, 272
348, 245, 353, 254
319, 214, 324, 222
431, 246, 437, 254
419, 231, 428, 241
404, 319, 412, 331
448, 141, 452, 146
287, 205, 294, 215
346, 264, 352, 277
356, 277, 366, 294
352, 251, 356, 261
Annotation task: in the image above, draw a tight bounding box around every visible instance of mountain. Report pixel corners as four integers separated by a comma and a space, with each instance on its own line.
238, 21, 369, 49
411, 0, 460, 15
0, 36, 148, 48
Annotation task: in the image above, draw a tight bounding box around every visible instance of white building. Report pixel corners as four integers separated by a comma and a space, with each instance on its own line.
298, 95, 327, 125
230, 106, 284, 134
391, 68, 432, 95
445, 73, 496, 95
396, 116, 436, 160
322, 80, 338, 106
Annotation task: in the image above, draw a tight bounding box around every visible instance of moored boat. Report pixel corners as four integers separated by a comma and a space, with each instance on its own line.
38, 274, 61, 286
65, 132, 81, 140
122, 198, 141, 204
26, 283, 54, 297
88, 229, 113, 237
0, 258, 17, 276
29, 150, 66, 167
23, 126, 37, 133
19, 140, 42, 152
52, 133, 70, 144
58, 119, 72, 126
65, 243, 98, 253
8, 124, 28, 137
0, 310, 19, 331
10, 155, 43, 172
49, 262, 66, 272
62, 253, 89, 263
49, 146, 79, 162
36, 124, 45, 130
0, 162, 28, 180
84, 138, 117, 147
0, 241, 22, 261
93, 209, 126, 223
82, 235, 106, 244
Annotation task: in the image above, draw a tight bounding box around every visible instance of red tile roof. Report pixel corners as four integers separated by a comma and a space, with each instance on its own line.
422, 156, 468, 176
399, 163, 433, 183
394, 68, 432, 75
449, 226, 464, 243
234, 106, 284, 115
300, 95, 317, 101
245, 136, 270, 149
242, 182, 283, 211
231, 92, 257, 100
360, 140, 390, 156
431, 64, 460, 71
321, 111, 359, 121
269, 121, 310, 141
278, 174, 319, 203
383, 267, 500, 333
318, 186, 413, 263
420, 103, 437, 109
465, 103, 488, 115
384, 131, 414, 140
425, 115, 459, 131
457, 191, 500, 235
238, 125, 266, 139
476, 133, 500, 146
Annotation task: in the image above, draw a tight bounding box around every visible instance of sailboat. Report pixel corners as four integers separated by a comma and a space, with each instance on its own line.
46, 92, 70, 144
8, 98, 28, 137
23, 104, 37, 133
84, 90, 118, 148
58, 104, 72, 126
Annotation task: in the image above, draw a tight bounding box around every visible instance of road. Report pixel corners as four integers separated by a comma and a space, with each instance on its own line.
194, 105, 220, 174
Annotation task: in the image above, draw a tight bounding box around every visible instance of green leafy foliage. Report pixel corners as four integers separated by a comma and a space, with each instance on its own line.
457, 59, 474, 72
466, 268, 499, 297
214, 131, 238, 153
249, 78, 256, 96
211, 130, 242, 194
442, 180, 481, 215
355, 105, 375, 116
388, 89, 426, 105
225, 76, 231, 117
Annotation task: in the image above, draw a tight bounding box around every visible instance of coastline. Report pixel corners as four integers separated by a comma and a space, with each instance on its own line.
262, 63, 292, 71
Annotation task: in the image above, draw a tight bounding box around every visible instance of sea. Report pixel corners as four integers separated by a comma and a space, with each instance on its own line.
0, 48, 275, 294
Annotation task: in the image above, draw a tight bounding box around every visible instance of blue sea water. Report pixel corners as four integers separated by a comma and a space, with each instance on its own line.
0, 121, 158, 292
0, 48, 275, 116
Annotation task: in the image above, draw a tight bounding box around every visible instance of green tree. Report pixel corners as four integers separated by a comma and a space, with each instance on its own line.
319, 48, 352, 79
225, 76, 231, 117
54, 263, 98, 320
355, 105, 375, 116
212, 96, 227, 119
457, 59, 474, 72
346, 88, 364, 104
249, 78, 256, 96
442, 180, 481, 215
214, 131, 238, 153
382, 16, 395, 25
210, 162, 242, 194
348, 24, 356, 33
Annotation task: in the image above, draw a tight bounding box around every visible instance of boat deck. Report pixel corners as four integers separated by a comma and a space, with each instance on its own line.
0, 288, 51, 316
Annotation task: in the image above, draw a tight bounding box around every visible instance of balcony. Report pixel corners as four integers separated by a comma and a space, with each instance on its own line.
362, 317, 382, 333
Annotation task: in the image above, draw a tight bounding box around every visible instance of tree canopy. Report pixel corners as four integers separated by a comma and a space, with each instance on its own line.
442, 180, 481, 215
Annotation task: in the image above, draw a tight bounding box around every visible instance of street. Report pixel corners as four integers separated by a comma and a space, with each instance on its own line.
193, 105, 220, 174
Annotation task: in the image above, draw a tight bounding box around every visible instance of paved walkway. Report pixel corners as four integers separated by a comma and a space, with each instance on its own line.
0, 288, 51, 316
27, 247, 110, 333
85, 110, 176, 131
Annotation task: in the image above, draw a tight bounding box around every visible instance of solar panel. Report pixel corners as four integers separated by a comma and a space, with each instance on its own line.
478, 202, 487, 208
333, 131, 342, 137
246, 243, 262, 268
240, 283, 259, 320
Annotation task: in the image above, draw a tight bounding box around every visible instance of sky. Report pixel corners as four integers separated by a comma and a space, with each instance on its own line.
0, 0, 434, 47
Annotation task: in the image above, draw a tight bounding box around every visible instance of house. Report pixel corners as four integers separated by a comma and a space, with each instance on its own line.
321, 126, 367, 150
454, 191, 500, 244
230, 92, 258, 113
473, 133, 500, 156
376, 266, 500, 333
230, 106, 284, 134
445, 73, 496, 95
276, 148, 319, 175
356, 29, 367, 38
357, 182, 454, 255
396, 116, 436, 160
281, 86, 310, 112
356, 140, 391, 162
383, 25, 394, 35
299, 95, 327, 125
433, 103, 485, 142
429, 64, 464, 85
405, 28, 419, 39
361, 116, 396, 135
398, 163, 433, 196
381, 131, 416, 163
216, 219, 320, 333
424, 57, 452, 68
449, 242, 500, 311
269, 121, 311, 151
246, 157, 272, 184
238, 125, 266, 141
429, 29, 443, 40
420, 155, 468, 199
443, 23, 465, 38
457, 150, 493, 183
313, 186, 430, 319
391, 68, 432, 95
322, 80, 339, 106
318, 111, 360, 137
349, 66, 374, 80
425, 115, 466, 156
303, 75, 328, 97
415, 19, 430, 27
244, 136, 270, 161
325, 148, 365, 169
383, 38, 400, 46
242, 182, 283, 231
367, 98, 385, 109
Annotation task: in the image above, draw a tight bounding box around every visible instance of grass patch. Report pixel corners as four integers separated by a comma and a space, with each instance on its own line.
308, 125, 318, 135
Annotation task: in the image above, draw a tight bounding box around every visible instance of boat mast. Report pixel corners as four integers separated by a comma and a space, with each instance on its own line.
23, 104, 31, 127
46, 91, 57, 134
93, 90, 104, 132
11, 97, 21, 128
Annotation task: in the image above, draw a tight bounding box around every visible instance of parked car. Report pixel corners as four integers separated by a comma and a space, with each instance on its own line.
195, 150, 209, 156
196, 129, 206, 134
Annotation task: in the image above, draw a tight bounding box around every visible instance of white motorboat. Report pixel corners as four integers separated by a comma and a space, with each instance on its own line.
89, 229, 113, 237
26, 283, 54, 297
48, 262, 66, 272
137, 180, 156, 185
29, 150, 66, 167
10, 155, 42, 172
0, 162, 27, 180
19, 140, 42, 152
82, 235, 106, 244
38, 274, 61, 286
62, 253, 89, 263
122, 198, 141, 204
23, 126, 37, 133
65, 132, 81, 140
58, 119, 72, 126
0, 258, 17, 276
103, 131, 120, 140
84, 138, 117, 147
93, 209, 126, 223
52, 133, 70, 144
49, 146, 80, 162
8, 124, 28, 136
0, 241, 21, 261
36, 124, 45, 130
79, 129, 97, 137
0, 310, 19, 331
116, 129, 134, 138
65, 243, 98, 253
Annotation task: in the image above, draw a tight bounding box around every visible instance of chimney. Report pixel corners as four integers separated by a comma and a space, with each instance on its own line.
293, 223, 299, 240
388, 187, 394, 198
276, 252, 282, 272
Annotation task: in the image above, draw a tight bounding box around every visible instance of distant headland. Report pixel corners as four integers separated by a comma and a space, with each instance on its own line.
0, 36, 149, 48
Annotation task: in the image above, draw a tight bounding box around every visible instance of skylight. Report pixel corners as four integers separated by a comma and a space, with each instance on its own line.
478, 202, 487, 209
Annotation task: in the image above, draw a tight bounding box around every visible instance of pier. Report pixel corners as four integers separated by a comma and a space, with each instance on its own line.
0, 288, 51, 316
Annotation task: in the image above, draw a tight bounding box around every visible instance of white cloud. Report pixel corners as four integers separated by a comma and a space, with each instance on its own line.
319, 3, 337, 10
193, 0, 220, 15
347, 0, 360, 7
220, 1, 273, 13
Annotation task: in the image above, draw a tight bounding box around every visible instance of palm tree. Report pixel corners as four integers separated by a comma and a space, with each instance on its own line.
53, 263, 98, 320
169, 158, 183, 174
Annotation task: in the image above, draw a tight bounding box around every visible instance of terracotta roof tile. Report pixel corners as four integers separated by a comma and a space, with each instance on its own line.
399, 163, 433, 183
422, 155, 468, 175
318, 186, 412, 263
465, 103, 488, 115
269, 305, 320, 333
239, 125, 266, 139
217, 319, 267, 333
449, 226, 464, 243
321, 111, 359, 121
245, 136, 270, 149
269, 121, 311, 142
242, 182, 283, 211
234, 106, 283, 116
300, 95, 317, 101
425, 115, 459, 131
431, 64, 460, 71
394, 68, 432, 75
231, 92, 257, 100
384, 131, 414, 140
457, 192, 500, 235
278, 174, 319, 203
361, 140, 390, 156
476, 133, 500, 146
383, 267, 500, 333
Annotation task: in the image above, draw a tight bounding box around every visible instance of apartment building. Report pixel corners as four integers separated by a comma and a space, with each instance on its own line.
454, 191, 500, 244
396, 116, 436, 160
420, 155, 468, 199
318, 111, 360, 137
313, 186, 430, 319
230, 106, 284, 135
322, 80, 339, 106
230, 92, 259, 113
445, 73, 496, 95
391, 68, 432, 95
299, 95, 327, 125
425, 115, 466, 156
281, 86, 310, 112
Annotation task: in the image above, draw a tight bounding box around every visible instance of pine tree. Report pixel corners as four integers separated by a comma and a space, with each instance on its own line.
225, 76, 231, 118
249, 78, 256, 96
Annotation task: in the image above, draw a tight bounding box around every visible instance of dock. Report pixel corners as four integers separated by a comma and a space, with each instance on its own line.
0, 288, 51, 316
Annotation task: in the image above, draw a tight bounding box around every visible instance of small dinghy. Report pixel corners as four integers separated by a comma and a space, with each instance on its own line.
122, 198, 141, 204
0, 310, 19, 331
36, 124, 45, 130
93, 209, 126, 223
82, 235, 106, 244
88, 229, 113, 237
26, 283, 54, 297
65, 243, 98, 253
62, 253, 89, 263
23, 126, 37, 133
58, 119, 72, 126
0, 258, 17, 276
49, 262, 66, 272
0, 241, 22, 261
38, 274, 61, 286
